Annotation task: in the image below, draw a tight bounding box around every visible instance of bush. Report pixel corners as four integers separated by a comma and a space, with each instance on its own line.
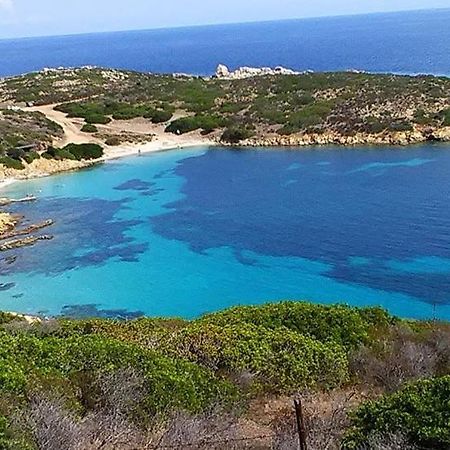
53, 148, 77, 161
221, 126, 253, 143
165, 115, 224, 134
23, 151, 41, 164
81, 123, 98, 133
343, 376, 450, 449
0, 332, 235, 416
164, 322, 349, 392
201, 302, 394, 350
441, 108, 450, 127
61, 143, 103, 160
105, 136, 121, 146
148, 109, 173, 124
279, 101, 333, 134
84, 113, 111, 125
0, 156, 24, 170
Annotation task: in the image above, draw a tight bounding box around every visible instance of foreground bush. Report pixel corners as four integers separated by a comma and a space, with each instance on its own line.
343, 376, 450, 449
164, 322, 349, 391
0, 332, 235, 415
201, 302, 394, 350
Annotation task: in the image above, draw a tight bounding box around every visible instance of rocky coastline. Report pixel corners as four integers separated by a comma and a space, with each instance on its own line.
240, 126, 450, 147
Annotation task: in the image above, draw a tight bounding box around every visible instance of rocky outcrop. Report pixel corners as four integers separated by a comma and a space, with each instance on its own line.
0, 235, 53, 252
235, 127, 450, 148
215, 64, 300, 79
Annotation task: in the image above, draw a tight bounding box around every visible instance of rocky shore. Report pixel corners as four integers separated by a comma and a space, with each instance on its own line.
241, 126, 450, 147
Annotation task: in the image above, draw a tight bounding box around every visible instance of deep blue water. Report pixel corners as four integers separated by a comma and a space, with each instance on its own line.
1, 145, 450, 320
1, 9, 450, 78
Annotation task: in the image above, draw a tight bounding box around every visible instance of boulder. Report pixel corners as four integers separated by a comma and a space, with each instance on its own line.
215, 64, 230, 78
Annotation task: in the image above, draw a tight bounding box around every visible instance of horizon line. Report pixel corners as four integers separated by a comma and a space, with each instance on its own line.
0, 6, 449, 42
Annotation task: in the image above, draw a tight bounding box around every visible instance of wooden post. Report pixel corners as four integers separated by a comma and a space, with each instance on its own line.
294, 398, 307, 450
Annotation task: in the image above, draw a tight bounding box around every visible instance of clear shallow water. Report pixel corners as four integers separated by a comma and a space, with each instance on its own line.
1, 9, 450, 77
1, 145, 450, 320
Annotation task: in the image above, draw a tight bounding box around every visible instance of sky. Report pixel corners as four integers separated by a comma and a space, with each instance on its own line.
0, 0, 449, 39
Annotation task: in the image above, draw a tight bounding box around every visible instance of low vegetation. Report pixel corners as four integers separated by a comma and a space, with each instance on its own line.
0, 301, 448, 449
1, 68, 450, 145
0, 109, 63, 166
42, 143, 103, 161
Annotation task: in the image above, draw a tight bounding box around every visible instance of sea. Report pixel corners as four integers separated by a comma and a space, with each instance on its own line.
1, 9, 450, 78
0, 9, 450, 320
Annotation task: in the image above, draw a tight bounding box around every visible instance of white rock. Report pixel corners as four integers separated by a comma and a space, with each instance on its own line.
215, 64, 230, 78
215, 64, 301, 79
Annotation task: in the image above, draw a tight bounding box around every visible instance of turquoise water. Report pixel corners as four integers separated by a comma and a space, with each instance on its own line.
1, 145, 450, 320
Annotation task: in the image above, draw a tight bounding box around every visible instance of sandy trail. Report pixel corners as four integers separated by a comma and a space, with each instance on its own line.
27, 105, 215, 160
0, 105, 216, 187
28, 104, 101, 146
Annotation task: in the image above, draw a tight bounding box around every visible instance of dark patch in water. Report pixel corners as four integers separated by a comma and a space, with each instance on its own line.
60, 304, 144, 320
1, 196, 147, 276
151, 147, 450, 306
12, 293, 24, 299
114, 178, 155, 191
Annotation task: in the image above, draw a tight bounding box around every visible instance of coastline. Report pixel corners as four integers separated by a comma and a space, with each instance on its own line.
2, 130, 450, 190
0, 136, 216, 191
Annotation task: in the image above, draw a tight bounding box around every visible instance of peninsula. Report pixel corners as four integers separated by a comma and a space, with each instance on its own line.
0, 65, 449, 182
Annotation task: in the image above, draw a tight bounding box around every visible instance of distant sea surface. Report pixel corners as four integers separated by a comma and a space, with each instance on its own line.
1, 9, 450, 78
1, 145, 450, 321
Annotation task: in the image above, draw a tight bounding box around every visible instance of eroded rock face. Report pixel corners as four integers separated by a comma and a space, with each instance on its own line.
215, 64, 300, 79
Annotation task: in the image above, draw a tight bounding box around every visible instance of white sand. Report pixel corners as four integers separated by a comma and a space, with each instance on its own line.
0, 105, 217, 190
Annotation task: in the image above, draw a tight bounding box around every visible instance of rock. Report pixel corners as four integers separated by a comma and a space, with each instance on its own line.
215, 64, 300, 79
215, 64, 230, 78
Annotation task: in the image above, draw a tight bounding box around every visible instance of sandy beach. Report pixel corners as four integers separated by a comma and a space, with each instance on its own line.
0, 104, 216, 190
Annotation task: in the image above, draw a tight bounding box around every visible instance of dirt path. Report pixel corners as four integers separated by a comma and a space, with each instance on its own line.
23, 104, 216, 161
28, 104, 101, 146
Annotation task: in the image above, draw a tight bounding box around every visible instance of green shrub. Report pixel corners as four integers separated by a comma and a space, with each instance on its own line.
0, 312, 24, 325
164, 322, 349, 392
53, 148, 77, 161
81, 123, 98, 133
221, 126, 253, 143
23, 151, 40, 164
278, 101, 333, 134
441, 108, 450, 126
62, 143, 103, 160
0, 157, 24, 170
0, 415, 32, 450
343, 376, 450, 449
388, 120, 413, 132
165, 115, 224, 134
148, 109, 173, 124
364, 116, 386, 134
201, 302, 394, 350
0, 332, 235, 416
84, 113, 111, 125
105, 136, 121, 146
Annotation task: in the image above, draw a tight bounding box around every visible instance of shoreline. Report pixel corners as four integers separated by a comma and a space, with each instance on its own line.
0, 137, 216, 191
1, 130, 450, 191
